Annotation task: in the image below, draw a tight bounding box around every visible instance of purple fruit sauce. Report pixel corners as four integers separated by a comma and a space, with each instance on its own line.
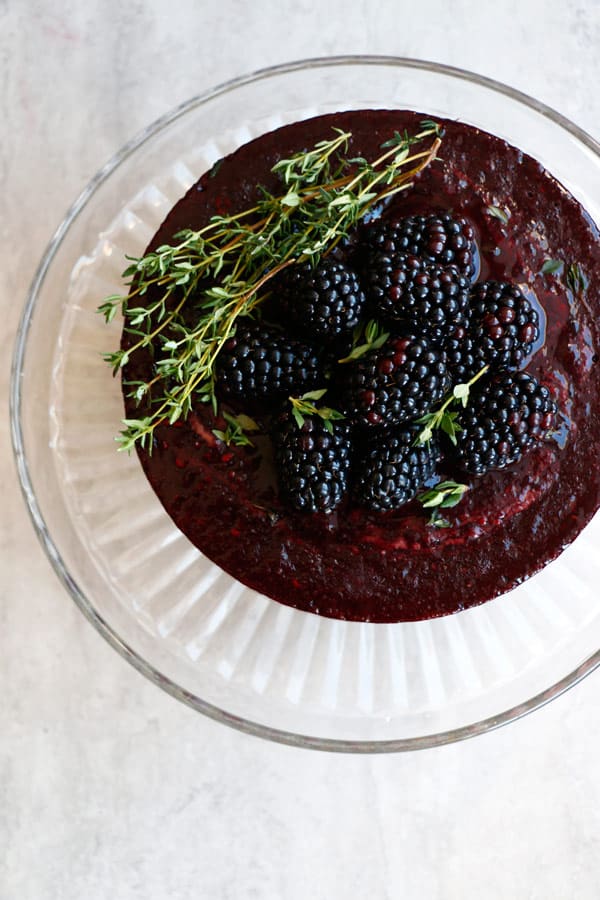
122, 110, 600, 622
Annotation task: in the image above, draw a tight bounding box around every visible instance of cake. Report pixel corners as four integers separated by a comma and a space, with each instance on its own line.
102, 109, 600, 622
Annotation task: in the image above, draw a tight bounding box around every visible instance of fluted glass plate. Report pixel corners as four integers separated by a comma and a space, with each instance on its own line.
11, 57, 600, 751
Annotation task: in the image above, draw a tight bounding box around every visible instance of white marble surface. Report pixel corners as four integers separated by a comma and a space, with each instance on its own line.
2, 1, 600, 897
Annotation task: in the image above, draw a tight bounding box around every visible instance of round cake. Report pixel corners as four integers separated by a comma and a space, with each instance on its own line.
113, 109, 600, 622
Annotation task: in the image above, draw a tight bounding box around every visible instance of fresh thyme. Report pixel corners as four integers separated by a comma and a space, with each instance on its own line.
415, 365, 490, 446
566, 262, 587, 296
486, 205, 510, 224
99, 122, 442, 452
541, 258, 562, 275
419, 480, 469, 527
337, 319, 390, 363
212, 411, 260, 448
539, 258, 586, 296
288, 390, 345, 433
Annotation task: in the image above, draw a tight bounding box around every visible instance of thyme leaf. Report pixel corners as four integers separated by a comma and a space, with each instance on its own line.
541, 258, 562, 275
486, 205, 510, 224
427, 511, 451, 528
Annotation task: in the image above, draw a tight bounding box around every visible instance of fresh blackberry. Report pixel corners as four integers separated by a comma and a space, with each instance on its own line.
362, 252, 470, 331
455, 372, 557, 475
439, 316, 479, 384
215, 323, 322, 406
469, 281, 540, 372
354, 425, 440, 511
361, 212, 476, 278
272, 410, 352, 513
274, 259, 366, 343
340, 333, 449, 428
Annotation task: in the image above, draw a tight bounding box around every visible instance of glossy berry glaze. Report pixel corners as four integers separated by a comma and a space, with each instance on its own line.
122, 110, 600, 622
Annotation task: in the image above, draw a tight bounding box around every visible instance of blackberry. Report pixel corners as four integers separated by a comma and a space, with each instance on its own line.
469, 281, 540, 372
455, 372, 557, 475
362, 252, 470, 331
361, 212, 476, 278
440, 316, 479, 384
340, 333, 449, 428
272, 410, 352, 513
274, 259, 366, 343
215, 323, 322, 406
354, 425, 440, 511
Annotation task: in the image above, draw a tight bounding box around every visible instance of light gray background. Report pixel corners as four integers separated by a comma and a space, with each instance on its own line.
2, 2, 600, 898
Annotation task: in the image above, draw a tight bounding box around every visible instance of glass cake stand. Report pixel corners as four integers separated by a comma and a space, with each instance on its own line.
10, 57, 600, 751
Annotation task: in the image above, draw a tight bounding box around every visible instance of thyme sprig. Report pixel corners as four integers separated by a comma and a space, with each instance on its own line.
415, 365, 489, 446
419, 480, 469, 528
213, 411, 260, 448
338, 319, 390, 363
566, 262, 588, 296
540, 258, 587, 293
99, 123, 442, 451
288, 390, 345, 433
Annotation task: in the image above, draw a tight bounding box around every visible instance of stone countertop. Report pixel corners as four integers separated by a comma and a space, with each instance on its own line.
2, 2, 599, 898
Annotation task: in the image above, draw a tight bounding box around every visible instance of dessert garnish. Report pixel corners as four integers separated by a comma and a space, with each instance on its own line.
273, 401, 352, 514
453, 372, 557, 475
100, 119, 560, 527
540, 258, 588, 296
566, 262, 587, 296
212, 411, 259, 448
214, 323, 323, 405
98, 122, 442, 452
287, 389, 345, 433
360, 212, 476, 277
414, 365, 490, 446
354, 424, 441, 512
541, 258, 562, 276
96, 107, 598, 622
275, 258, 366, 343
486, 205, 510, 224
337, 319, 389, 363
418, 480, 470, 528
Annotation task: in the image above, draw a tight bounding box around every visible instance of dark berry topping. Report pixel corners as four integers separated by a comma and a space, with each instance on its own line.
274, 259, 366, 343
361, 212, 477, 278
455, 372, 557, 475
354, 425, 440, 511
437, 315, 479, 384
215, 323, 322, 406
340, 333, 449, 428
272, 410, 352, 513
469, 281, 540, 373
362, 252, 470, 331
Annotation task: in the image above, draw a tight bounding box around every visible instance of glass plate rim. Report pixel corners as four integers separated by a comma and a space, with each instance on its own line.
10, 54, 600, 753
